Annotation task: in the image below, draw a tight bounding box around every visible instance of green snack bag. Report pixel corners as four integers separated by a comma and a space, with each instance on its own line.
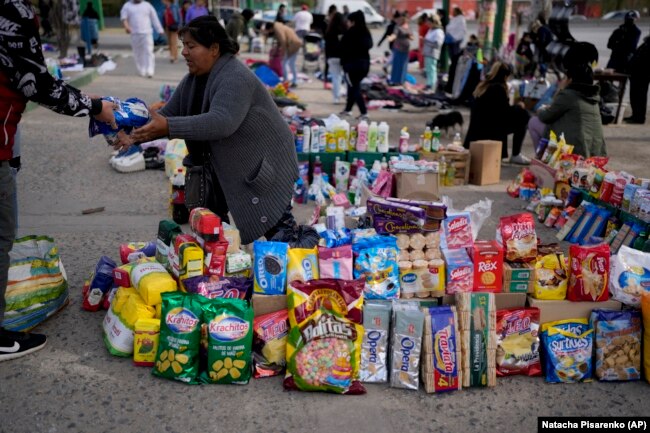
201, 298, 254, 385
153, 292, 204, 384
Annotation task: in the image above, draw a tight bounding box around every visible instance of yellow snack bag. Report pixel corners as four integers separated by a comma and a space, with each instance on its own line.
121, 291, 156, 328
533, 253, 568, 300
642, 293, 650, 383
133, 318, 161, 366
287, 247, 319, 284
130, 259, 177, 305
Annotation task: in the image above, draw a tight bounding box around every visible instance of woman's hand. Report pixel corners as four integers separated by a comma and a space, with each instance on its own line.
131, 109, 169, 143
112, 130, 134, 152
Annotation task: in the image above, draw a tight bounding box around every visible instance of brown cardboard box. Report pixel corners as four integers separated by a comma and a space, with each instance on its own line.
252, 294, 287, 317
394, 172, 440, 201
503, 262, 535, 281
469, 140, 502, 185
502, 280, 534, 293
440, 293, 526, 310
527, 297, 622, 325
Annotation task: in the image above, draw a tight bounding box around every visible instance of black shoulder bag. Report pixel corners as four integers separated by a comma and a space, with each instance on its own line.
184, 152, 214, 210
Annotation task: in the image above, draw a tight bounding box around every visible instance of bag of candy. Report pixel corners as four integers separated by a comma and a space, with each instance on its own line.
153, 292, 204, 384
288, 279, 364, 326
283, 308, 365, 394
253, 241, 289, 295
201, 298, 254, 385
317, 245, 353, 280
183, 275, 252, 301
354, 240, 400, 300
541, 319, 593, 383
252, 309, 289, 378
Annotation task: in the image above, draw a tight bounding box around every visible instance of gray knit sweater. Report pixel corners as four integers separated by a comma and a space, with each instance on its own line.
161, 54, 298, 244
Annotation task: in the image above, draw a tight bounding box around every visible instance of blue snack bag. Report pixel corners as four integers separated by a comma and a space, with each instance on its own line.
541, 319, 593, 383
253, 241, 289, 295
89, 97, 150, 145
354, 244, 400, 299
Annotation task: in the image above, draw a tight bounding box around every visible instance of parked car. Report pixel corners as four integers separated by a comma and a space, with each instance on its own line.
410, 7, 442, 22
602, 9, 639, 20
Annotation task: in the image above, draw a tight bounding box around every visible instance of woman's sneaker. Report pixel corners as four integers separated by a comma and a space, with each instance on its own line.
338, 111, 352, 117
510, 154, 531, 165
0, 329, 47, 362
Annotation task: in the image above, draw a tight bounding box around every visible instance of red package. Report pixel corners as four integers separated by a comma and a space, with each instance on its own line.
174, 233, 199, 251
189, 208, 223, 241
499, 213, 538, 262
471, 240, 503, 293
567, 243, 610, 302
496, 308, 542, 377
252, 309, 289, 378
113, 265, 131, 288
288, 279, 364, 325
204, 240, 228, 276
443, 212, 474, 249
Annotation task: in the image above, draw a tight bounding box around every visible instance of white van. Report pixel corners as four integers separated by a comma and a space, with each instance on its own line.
317, 0, 385, 27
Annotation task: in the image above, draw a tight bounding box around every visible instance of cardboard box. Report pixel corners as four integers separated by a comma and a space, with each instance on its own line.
252, 294, 287, 317
469, 140, 502, 185
394, 172, 440, 201
503, 262, 535, 281
502, 280, 534, 293
527, 297, 622, 325
470, 240, 504, 293
494, 293, 527, 310
529, 158, 557, 189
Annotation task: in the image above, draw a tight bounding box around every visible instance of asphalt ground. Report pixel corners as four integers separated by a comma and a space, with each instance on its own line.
1, 21, 649, 433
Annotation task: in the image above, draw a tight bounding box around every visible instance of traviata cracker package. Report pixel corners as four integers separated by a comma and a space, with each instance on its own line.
456, 292, 497, 387
498, 213, 538, 263
421, 306, 462, 393
567, 244, 610, 302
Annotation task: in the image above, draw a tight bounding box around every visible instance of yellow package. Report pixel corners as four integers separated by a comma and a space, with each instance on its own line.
102, 287, 140, 357
155, 303, 162, 319
533, 254, 568, 300
130, 259, 177, 305
642, 293, 650, 383
179, 243, 204, 282
133, 318, 161, 366
111, 286, 138, 315
287, 247, 319, 284
121, 290, 156, 328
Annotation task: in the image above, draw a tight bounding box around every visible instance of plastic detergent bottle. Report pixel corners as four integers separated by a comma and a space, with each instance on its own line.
349, 126, 358, 151
310, 123, 320, 153
439, 156, 447, 183
446, 161, 456, 186
326, 125, 337, 152
319, 125, 327, 152
432, 126, 441, 152
423, 126, 432, 152
357, 120, 369, 152
452, 132, 462, 147
314, 155, 323, 174
336, 120, 349, 152
633, 230, 647, 250
368, 121, 378, 152
399, 127, 409, 153
381, 156, 388, 170
302, 125, 311, 153
377, 121, 389, 153
295, 129, 304, 154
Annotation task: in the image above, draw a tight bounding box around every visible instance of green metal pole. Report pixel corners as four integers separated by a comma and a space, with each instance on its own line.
441, 0, 449, 72
492, 0, 505, 52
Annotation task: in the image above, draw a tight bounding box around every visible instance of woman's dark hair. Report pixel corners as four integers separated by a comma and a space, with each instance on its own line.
348, 10, 368, 29
327, 12, 345, 34
566, 64, 594, 84
179, 15, 239, 54
392, 10, 401, 20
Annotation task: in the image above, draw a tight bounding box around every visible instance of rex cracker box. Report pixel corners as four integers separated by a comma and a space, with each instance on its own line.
471, 241, 503, 293
443, 248, 474, 294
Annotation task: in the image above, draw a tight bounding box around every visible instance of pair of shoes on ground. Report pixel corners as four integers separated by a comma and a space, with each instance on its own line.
0, 328, 47, 362
338, 111, 369, 121
505, 154, 531, 165
110, 145, 145, 173
623, 116, 645, 124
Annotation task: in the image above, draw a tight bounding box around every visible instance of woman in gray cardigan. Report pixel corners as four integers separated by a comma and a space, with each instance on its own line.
129, 16, 298, 244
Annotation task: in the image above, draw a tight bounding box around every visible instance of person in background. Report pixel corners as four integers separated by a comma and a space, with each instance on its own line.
423, 14, 444, 92
342, 5, 350, 20
0, 0, 115, 362
275, 4, 287, 23
325, 12, 345, 103
378, 11, 400, 50
388, 13, 412, 85
463, 62, 531, 165
293, 4, 313, 68
444, 7, 467, 92
268, 21, 303, 87
417, 13, 429, 71
528, 63, 605, 157
514, 32, 535, 77
436, 8, 449, 28
81, 3, 100, 54
606, 10, 641, 74
123, 16, 298, 246
625, 32, 650, 124
162, 0, 182, 63
121, 0, 165, 78
181, 0, 191, 25
339, 10, 373, 120
184, 0, 209, 23
323, 4, 338, 89
530, 16, 553, 77
39, 0, 54, 38
225, 9, 254, 45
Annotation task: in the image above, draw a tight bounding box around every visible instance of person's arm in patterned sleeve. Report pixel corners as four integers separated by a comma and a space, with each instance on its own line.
1, 0, 114, 123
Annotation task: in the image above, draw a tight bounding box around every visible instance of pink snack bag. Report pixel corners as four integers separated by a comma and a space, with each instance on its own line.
443, 212, 474, 250
317, 245, 354, 280
443, 248, 474, 294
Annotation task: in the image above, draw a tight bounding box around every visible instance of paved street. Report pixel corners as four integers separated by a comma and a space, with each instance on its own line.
1, 20, 648, 433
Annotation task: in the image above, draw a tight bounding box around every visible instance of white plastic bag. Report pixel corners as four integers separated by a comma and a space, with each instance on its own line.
610, 246, 650, 308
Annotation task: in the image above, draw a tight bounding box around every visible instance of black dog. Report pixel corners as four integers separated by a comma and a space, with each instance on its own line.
427, 111, 464, 136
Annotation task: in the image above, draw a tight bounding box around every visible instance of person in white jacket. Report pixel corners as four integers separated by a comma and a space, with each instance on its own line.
120, 0, 164, 78
423, 15, 445, 91
444, 7, 466, 92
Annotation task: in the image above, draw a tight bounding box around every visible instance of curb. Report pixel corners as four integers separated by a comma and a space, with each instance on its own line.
25, 67, 99, 113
